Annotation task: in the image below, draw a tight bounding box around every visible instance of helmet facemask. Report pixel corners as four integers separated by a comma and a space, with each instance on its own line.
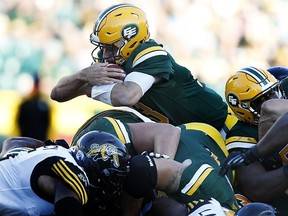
90, 33, 126, 65
250, 83, 283, 114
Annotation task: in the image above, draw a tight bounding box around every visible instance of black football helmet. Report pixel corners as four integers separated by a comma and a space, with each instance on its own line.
267, 66, 288, 99
72, 130, 130, 191
267, 66, 288, 81
235, 202, 280, 216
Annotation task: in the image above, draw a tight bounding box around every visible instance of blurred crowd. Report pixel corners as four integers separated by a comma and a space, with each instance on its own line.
1, 0, 288, 95
1, 0, 288, 139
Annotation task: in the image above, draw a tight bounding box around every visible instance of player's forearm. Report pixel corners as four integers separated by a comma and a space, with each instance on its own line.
257, 112, 288, 157
153, 125, 181, 159
239, 166, 288, 201
259, 99, 288, 139
50, 73, 90, 102
110, 82, 143, 106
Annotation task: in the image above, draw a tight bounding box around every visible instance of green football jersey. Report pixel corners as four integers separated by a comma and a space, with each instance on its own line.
73, 114, 238, 211
123, 39, 228, 130
225, 120, 258, 153
174, 123, 238, 211
71, 109, 145, 149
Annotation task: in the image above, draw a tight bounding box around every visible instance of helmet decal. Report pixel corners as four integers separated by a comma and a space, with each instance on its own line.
75, 149, 85, 161
94, 3, 134, 32
88, 143, 121, 168
239, 67, 269, 86
121, 24, 139, 41
227, 93, 239, 107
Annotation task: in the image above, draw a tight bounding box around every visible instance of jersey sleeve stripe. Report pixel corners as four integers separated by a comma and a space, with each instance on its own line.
181, 164, 213, 196
226, 136, 257, 151
132, 46, 167, 67
52, 160, 88, 204
226, 141, 256, 151
104, 117, 130, 144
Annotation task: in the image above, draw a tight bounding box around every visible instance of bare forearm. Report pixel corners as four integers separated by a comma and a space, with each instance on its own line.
153, 125, 181, 159
238, 165, 288, 201
259, 99, 288, 139
257, 112, 288, 157
129, 123, 180, 159
50, 73, 90, 102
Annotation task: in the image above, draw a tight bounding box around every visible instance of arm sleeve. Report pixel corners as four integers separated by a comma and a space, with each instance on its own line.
123, 154, 157, 198
31, 154, 89, 205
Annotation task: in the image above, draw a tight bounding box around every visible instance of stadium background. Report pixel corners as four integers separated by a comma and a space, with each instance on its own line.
1, 0, 288, 143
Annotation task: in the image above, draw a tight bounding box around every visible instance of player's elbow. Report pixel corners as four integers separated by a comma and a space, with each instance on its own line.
50, 88, 61, 102
50, 88, 71, 102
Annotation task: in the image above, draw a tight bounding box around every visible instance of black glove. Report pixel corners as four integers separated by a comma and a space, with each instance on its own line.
219, 146, 260, 176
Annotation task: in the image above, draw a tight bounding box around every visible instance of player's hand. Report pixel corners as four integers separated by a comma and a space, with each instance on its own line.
219, 146, 260, 176
81, 63, 125, 85
219, 152, 246, 176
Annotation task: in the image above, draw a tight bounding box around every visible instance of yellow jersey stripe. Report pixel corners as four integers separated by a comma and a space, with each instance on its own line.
132, 46, 166, 67
181, 164, 213, 196
183, 122, 228, 156
58, 160, 88, 204
52, 160, 88, 204
225, 108, 238, 130
104, 117, 128, 144
226, 136, 257, 151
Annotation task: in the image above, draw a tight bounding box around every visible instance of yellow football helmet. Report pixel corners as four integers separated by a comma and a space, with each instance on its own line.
225, 66, 282, 125
90, 3, 150, 65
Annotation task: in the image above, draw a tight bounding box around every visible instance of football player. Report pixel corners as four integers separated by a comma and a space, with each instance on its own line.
220, 66, 288, 214
0, 134, 131, 216
259, 66, 288, 139
50, 3, 229, 131
0, 137, 88, 215
73, 117, 240, 215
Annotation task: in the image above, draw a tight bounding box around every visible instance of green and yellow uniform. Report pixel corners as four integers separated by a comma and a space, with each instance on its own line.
123, 39, 228, 130
175, 123, 238, 211
72, 112, 238, 211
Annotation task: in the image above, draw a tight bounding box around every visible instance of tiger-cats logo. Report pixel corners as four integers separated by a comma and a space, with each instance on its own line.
87, 143, 120, 168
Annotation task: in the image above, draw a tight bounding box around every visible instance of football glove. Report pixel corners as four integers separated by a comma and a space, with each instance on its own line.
219, 146, 260, 176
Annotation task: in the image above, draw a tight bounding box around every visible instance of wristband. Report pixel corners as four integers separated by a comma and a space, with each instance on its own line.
91, 83, 116, 105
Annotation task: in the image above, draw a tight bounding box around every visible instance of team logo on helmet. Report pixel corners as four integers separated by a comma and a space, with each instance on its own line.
121, 24, 139, 41
87, 143, 120, 168
227, 93, 239, 107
